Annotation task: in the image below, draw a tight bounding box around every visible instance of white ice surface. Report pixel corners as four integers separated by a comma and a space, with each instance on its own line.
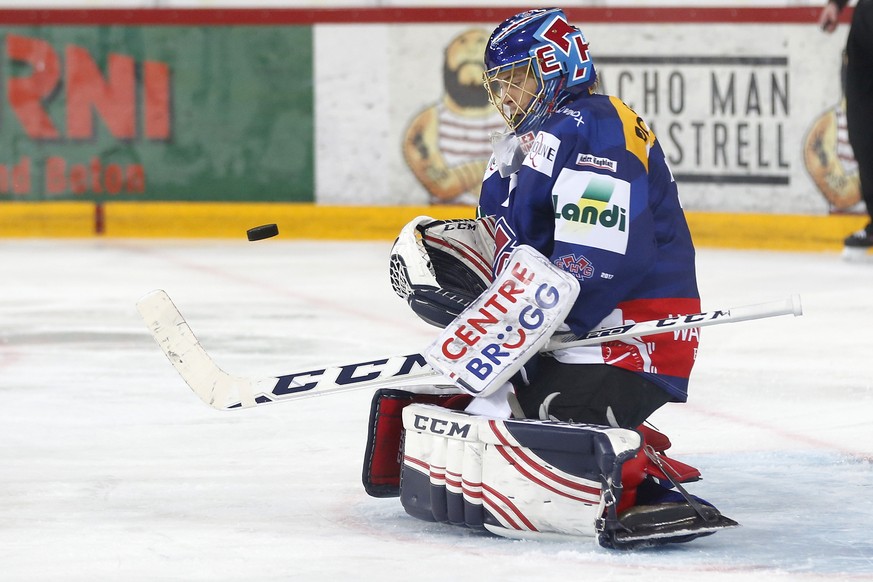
1, 239, 871, 581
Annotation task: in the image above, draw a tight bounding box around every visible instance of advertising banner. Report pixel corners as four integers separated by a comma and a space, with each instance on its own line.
315, 19, 854, 215
0, 25, 314, 202
0, 7, 861, 242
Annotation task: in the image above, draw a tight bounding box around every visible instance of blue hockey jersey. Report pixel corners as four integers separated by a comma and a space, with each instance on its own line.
478, 93, 700, 402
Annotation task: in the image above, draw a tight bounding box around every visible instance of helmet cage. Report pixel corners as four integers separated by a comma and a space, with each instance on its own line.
483, 57, 546, 132
483, 8, 596, 136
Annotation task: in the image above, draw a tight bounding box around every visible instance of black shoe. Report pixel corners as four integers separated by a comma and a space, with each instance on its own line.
844, 223, 873, 248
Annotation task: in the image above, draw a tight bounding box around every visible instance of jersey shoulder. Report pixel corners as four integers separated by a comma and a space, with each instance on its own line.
549, 94, 655, 170
544, 94, 616, 135
543, 94, 644, 143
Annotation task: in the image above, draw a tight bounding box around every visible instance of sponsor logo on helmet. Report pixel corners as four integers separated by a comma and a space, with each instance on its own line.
531, 13, 593, 87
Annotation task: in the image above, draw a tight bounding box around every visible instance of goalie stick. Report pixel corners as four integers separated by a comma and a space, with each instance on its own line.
137, 289, 802, 411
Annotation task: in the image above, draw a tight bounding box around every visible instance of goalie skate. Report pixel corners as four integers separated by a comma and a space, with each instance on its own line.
599, 501, 739, 550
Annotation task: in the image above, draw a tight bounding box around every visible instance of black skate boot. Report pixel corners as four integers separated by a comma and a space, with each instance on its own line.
842, 223, 873, 261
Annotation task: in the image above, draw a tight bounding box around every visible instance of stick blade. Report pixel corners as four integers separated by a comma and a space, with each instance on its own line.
136, 290, 256, 410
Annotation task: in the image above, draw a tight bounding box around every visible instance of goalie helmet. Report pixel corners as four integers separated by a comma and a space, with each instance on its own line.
483, 8, 597, 135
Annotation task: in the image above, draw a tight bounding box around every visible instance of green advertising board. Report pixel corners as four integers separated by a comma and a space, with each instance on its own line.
0, 25, 314, 202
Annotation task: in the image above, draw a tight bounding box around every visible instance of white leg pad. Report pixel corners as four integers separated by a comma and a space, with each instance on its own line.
400, 403, 641, 537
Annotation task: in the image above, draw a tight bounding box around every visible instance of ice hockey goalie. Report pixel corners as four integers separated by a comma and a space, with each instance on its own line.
380, 211, 738, 549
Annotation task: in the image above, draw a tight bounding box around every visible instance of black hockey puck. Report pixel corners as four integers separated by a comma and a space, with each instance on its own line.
247, 223, 279, 241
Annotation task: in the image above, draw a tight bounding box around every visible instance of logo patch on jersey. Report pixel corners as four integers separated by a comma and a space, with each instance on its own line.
523, 131, 560, 177
576, 153, 618, 173
555, 253, 595, 281
518, 131, 536, 154
557, 106, 585, 127
552, 170, 631, 254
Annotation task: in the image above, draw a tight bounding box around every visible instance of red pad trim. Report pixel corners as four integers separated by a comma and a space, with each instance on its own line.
646, 454, 702, 484
637, 424, 672, 452
362, 389, 470, 497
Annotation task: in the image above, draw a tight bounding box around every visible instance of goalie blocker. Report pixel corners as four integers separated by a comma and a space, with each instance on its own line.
362, 388, 738, 550
425, 244, 579, 398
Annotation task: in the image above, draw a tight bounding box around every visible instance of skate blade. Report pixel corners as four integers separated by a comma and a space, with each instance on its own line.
599, 502, 740, 550
841, 247, 873, 263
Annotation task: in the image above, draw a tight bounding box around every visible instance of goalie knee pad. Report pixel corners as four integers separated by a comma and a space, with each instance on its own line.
389, 216, 496, 328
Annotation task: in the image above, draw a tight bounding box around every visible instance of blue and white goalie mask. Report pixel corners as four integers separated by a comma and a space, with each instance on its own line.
483, 8, 597, 135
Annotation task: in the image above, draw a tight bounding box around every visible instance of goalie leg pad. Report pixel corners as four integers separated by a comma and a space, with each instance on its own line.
400, 403, 484, 525
399, 409, 737, 548
362, 388, 470, 498
399, 403, 642, 536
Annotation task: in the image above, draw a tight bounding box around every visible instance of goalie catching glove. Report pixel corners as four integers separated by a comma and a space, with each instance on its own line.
389, 216, 496, 328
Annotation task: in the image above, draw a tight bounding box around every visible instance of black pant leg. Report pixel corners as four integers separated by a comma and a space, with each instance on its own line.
515, 357, 672, 428
845, 0, 873, 213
